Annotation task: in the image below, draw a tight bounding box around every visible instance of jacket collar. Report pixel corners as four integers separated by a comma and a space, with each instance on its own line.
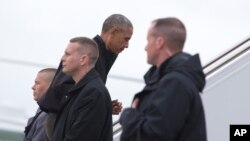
144, 52, 191, 84
69, 69, 99, 93
144, 52, 205, 92
94, 35, 117, 58
93, 35, 106, 51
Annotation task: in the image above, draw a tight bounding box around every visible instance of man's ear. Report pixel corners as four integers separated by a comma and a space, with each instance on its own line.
105, 27, 117, 42
155, 36, 165, 50
110, 26, 119, 36
80, 55, 88, 66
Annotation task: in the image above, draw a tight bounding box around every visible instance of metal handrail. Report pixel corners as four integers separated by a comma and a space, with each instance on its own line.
203, 36, 250, 76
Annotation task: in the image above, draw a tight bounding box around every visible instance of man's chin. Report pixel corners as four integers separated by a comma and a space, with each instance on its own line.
62, 69, 68, 74
117, 49, 124, 54
34, 98, 38, 101
62, 70, 71, 76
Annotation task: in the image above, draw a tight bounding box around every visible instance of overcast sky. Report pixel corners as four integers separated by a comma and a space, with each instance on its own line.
0, 0, 250, 130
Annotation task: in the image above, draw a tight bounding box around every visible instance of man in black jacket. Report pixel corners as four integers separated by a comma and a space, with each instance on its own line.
38, 14, 133, 114
51, 37, 112, 141
119, 17, 207, 141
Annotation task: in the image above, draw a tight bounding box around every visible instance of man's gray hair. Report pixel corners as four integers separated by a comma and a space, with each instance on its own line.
102, 14, 133, 33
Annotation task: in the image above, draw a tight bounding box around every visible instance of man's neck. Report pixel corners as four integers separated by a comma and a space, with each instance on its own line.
100, 33, 109, 50
73, 66, 94, 83
73, 70, 87, 84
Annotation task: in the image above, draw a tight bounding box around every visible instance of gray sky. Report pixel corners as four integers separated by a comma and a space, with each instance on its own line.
0, 0, 250, 130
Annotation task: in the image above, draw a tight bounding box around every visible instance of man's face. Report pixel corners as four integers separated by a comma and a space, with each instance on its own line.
145, 25, 158, 65
108, 27, 133, 54
32, 72, 50, 101
61, 42, 82, 75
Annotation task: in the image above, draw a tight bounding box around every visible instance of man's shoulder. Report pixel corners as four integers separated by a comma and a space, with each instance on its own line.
37, 111, 47, 120
33, 111, 47, 127
78, 76, 110, 99
160, 71, 190, 87
87, 76, 108, 91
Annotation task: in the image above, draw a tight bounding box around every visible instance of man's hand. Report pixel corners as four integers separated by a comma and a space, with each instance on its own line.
112, 99, 122, 115
131, 98, 139, 109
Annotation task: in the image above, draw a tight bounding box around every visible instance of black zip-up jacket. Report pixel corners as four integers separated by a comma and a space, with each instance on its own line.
38, 35, 117, 112
51, 69, 113, 141
120, 52, 207, 141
